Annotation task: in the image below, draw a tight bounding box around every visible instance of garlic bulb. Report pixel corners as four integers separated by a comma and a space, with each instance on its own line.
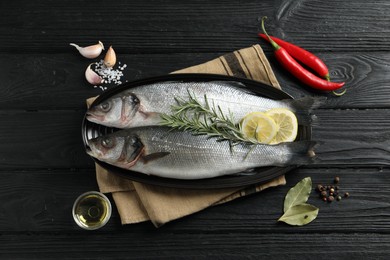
70, 41, 105, 59
104, 46, 117, 68
85, 64, 103, 85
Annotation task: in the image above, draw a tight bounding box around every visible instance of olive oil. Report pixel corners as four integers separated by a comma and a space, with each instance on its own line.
72, 191, 112, 230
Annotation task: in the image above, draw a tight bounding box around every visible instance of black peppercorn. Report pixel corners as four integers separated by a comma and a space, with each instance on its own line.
316, 178, 349, 204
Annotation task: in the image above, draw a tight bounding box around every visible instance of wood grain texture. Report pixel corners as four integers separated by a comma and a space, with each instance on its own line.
0, 0, 272, 53
0, 53, 221, 110
0, 0, 389, 53
0, 52, 390, 110
313, 109, 390, 165
1, 0, 390, 258
0, 168, 389, 256
0, 170, 101, 231
274, 0, 390, 52
0, 111, 92, 168
0, 168, 389, 233
0, 109, 389, 169
1, 233, 390, 259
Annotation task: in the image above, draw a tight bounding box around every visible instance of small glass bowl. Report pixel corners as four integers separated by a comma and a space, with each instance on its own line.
72, 191, 112, 230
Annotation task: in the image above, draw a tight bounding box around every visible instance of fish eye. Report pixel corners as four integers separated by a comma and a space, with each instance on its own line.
130, 137, 138, 145
130, 94, 139, 105
126, 135, 143, 161
101, 137, 115, 148
126, 136, 136, 146
127, 135, 142, 148
99, 101, 111, 112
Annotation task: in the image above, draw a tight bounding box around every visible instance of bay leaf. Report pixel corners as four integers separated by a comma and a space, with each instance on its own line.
278, 203, 319, 226
283, 177, 312, 212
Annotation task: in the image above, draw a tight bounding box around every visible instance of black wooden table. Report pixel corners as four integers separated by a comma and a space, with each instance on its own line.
1, 0, 390, 258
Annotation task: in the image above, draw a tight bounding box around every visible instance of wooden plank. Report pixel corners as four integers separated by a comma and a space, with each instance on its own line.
0, 0, 389, 53
0, 0, 272, 53
0, 170, 102, 232
177, 167, 390, 233
0, 168, 388, 233
0, 52, 389, 110
1, 0, 389, 258
272, 52, 390, 107
312, 109, 390, 166
274, 0, 390, 52
0, 53, 221, 110
0, 232, 389, 259
0, 110, 93, 168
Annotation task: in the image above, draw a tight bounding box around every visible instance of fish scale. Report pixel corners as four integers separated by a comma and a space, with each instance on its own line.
87, 126, 316, 180
86, 81, 317, 129
86, 80, 322, 179
135, 81, 291, 119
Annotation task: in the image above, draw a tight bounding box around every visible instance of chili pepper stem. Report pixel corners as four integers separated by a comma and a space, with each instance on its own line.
261, 17, 280, 50
328, 71, 346, 96
332, 89, 347, 96
325, 60, 346, 96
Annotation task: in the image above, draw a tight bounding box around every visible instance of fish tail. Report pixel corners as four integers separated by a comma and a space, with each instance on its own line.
284, 140, 318, 166
285, 96, 326, 126
235, 141, 318, 175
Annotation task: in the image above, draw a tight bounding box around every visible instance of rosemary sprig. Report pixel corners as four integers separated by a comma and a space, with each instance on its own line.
160, 91, 257, 144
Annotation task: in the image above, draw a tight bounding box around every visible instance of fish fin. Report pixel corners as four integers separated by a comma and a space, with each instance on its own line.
285, 96, 326, 126
284, 140, 319, 166
141, 152, 170, 164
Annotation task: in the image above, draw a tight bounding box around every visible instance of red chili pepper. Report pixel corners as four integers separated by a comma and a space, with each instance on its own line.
261, 17, 344, 91
258, 33, 330, 81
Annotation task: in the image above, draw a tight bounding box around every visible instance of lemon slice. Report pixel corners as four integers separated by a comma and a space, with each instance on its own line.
265, 108, 298, 144
240, 112, 277, 144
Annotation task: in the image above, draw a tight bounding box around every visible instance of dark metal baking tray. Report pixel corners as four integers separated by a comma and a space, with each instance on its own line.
82, 73, 312, 189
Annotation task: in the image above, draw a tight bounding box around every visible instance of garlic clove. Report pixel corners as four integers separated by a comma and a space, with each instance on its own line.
70, 41, 105, 59
104, 46, 117, 68
85, 64, 104, 85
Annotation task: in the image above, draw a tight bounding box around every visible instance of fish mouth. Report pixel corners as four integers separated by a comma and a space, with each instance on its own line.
85, 112, 95, 120
86, 112, 104, 123
85, 144, 93, 156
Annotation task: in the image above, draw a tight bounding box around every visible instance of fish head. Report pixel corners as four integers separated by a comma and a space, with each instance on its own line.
86, 92, 140, 128
86, 133, 144, 168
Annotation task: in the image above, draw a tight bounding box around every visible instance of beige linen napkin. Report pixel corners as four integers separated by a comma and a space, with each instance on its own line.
87, 44, 286, 227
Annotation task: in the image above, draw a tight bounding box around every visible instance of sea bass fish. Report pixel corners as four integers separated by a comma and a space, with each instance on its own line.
86, 126, 316, 180
86, 81, 323, 128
